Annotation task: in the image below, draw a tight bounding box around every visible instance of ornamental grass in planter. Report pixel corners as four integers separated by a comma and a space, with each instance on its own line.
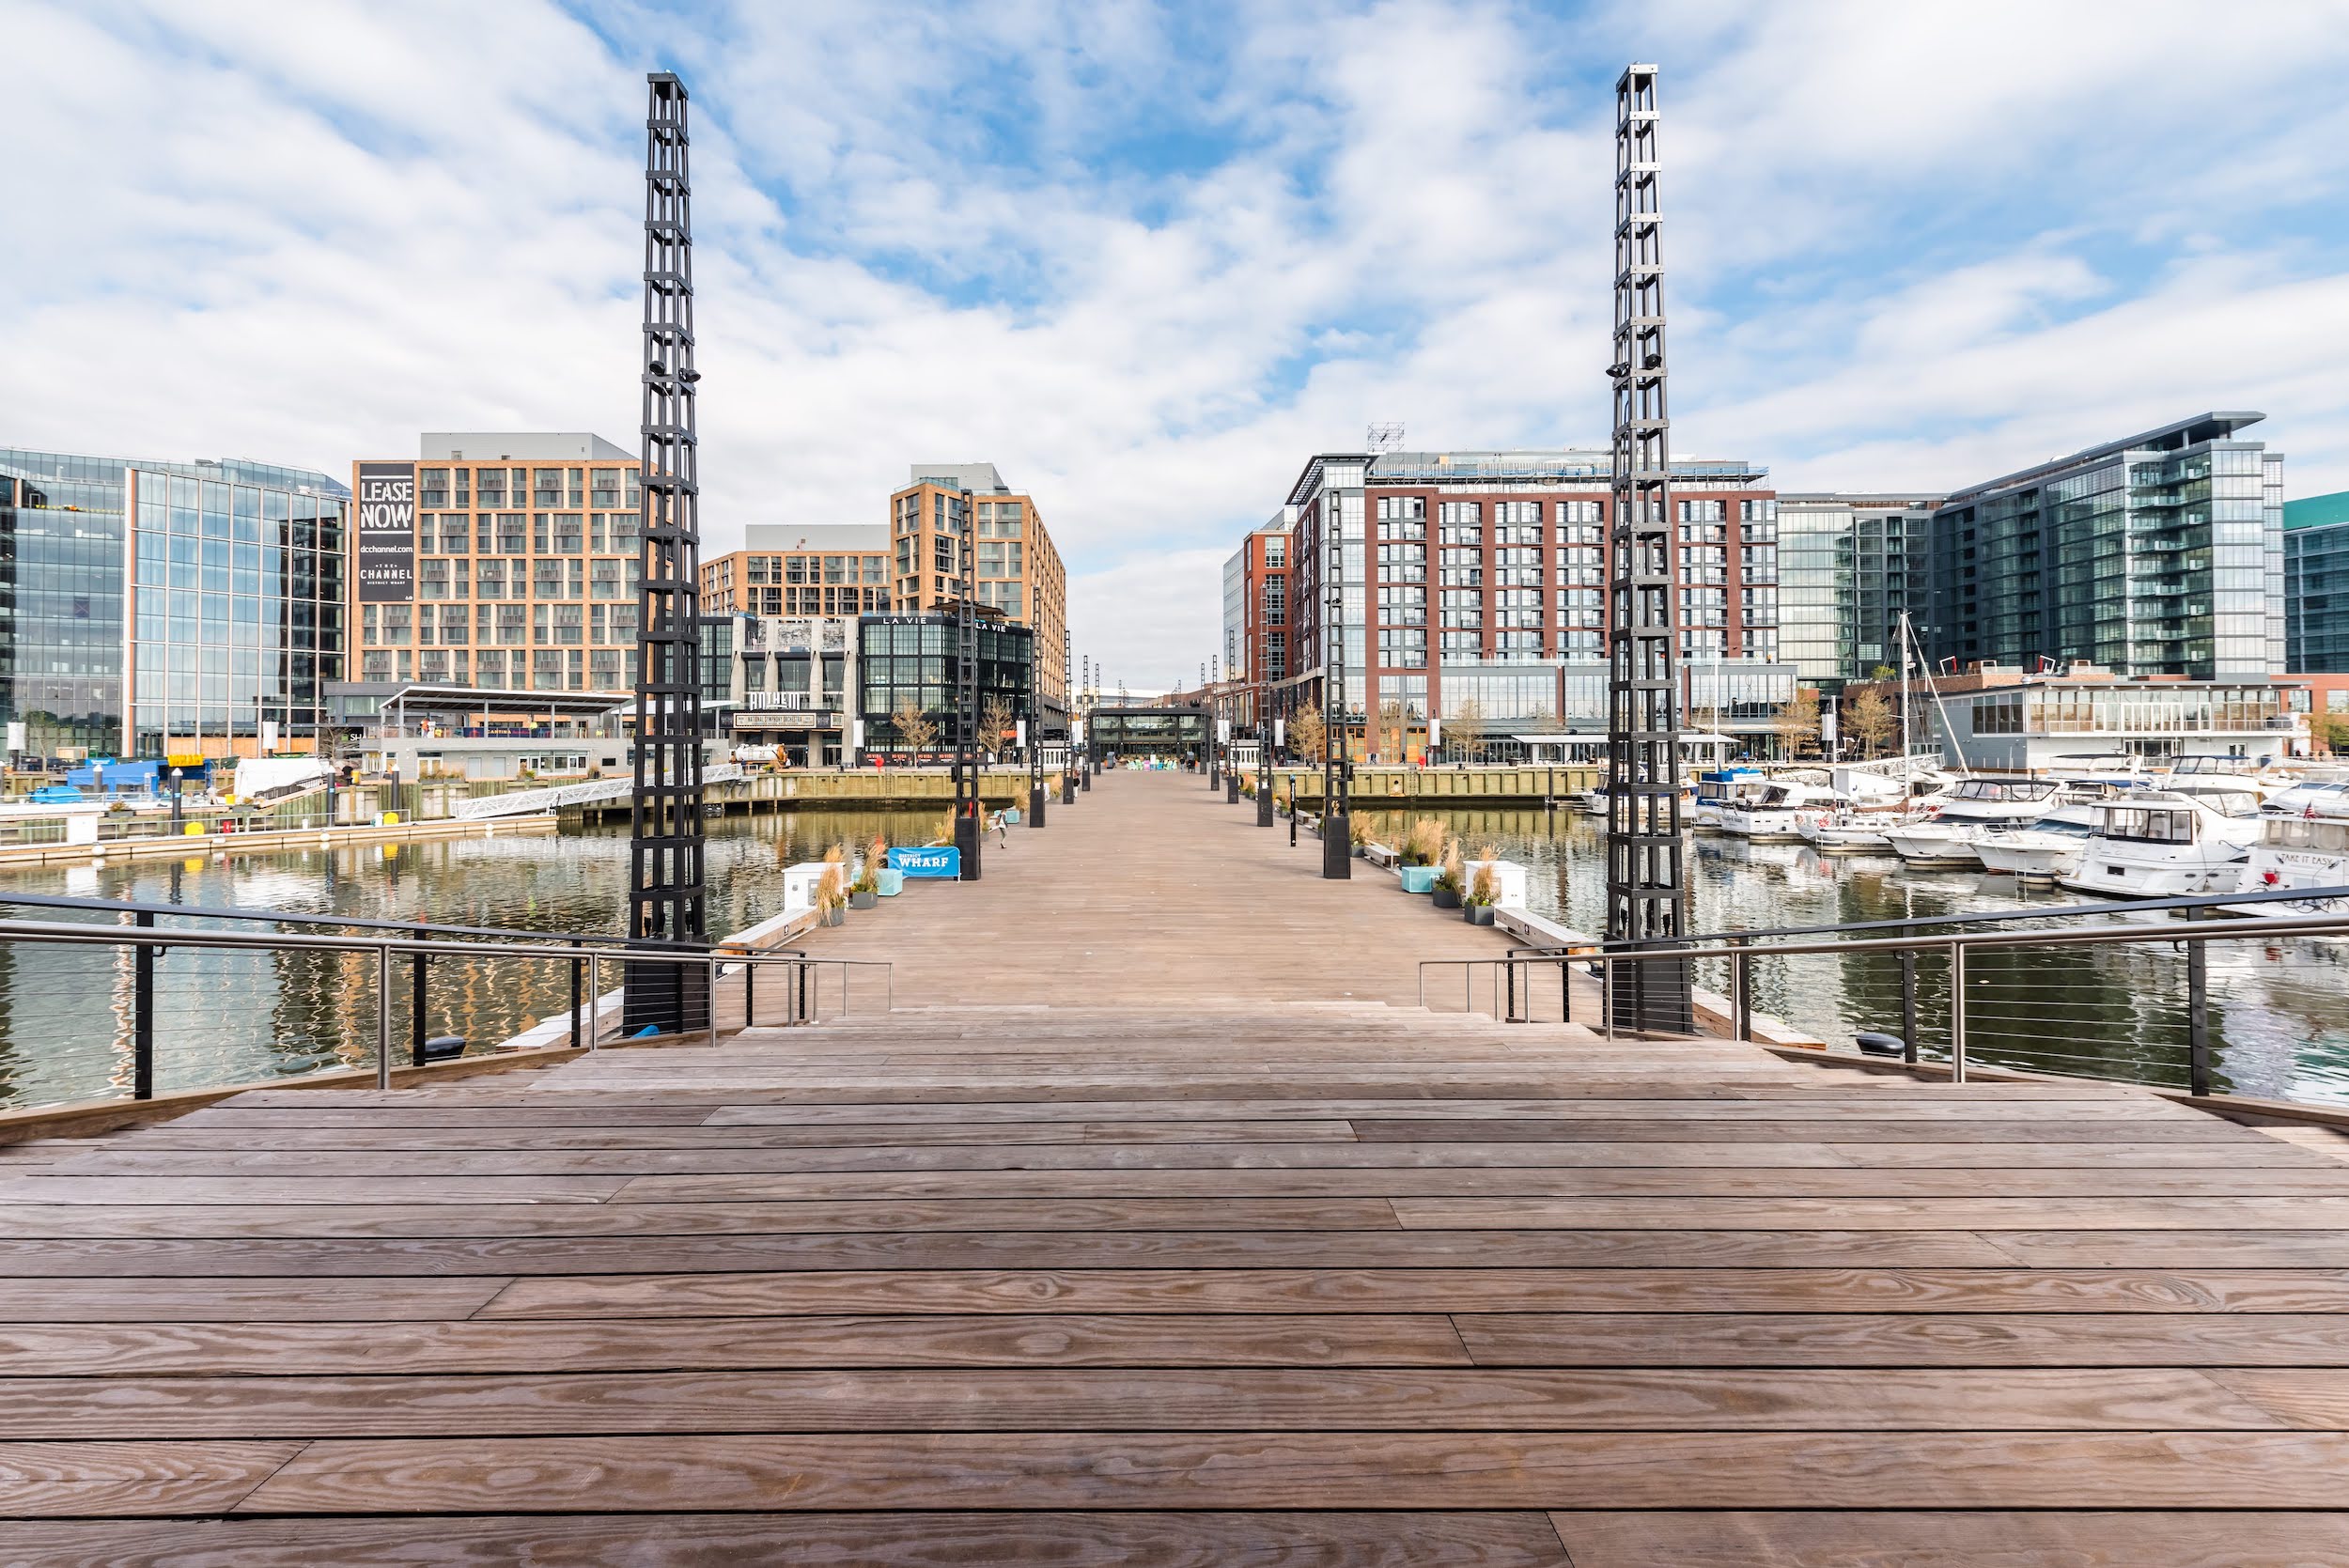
1431, 841, 1464, 909
816, 845, 849, 926
1398, 816, 1447, 893
1462, 860, 1500, 925
848, 834, 881, 909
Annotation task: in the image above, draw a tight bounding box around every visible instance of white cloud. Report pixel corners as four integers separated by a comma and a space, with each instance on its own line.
6, 0, 2349, 688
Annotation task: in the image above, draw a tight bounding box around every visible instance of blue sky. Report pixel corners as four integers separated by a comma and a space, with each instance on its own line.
8, 0, 2349, 685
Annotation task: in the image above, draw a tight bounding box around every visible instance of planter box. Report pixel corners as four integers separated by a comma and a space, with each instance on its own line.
819, 906, 845, 927
1431, 886, 1461, 909
1398, 864, 1438, 894
1462, 902, 1495, 925
876, 868, 905, 897
848, 890, 878, 910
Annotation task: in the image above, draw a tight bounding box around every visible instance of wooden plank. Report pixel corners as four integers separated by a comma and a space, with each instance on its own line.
0, 1228, 2023, 1277
1547, 1511, 2349, 1568
1456, 1312, 2349, 1367
1350, 1117, 2267, 1143
1389, 1195, 2349, 1231
0, 1176, 630, 1206
0, 1314, 1478, 1377
0, 1511, 1576, 1564
0, 1277, 511, 1323
232, 1430, 2349, 1512
0, 1367, 2278, 1440
474, 1266, 2349, 1317
0, 1440, 298, 1517
2205, 1370, 2349, 1429
29, 1159, 2349, 1197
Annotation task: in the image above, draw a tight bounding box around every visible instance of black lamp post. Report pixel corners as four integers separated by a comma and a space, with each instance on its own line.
1026, 629, 1046, 829
1256, 702, 1274, 826
951, 488, 981, 880
169, 767, 184, 833
1225, 698, 1239, 804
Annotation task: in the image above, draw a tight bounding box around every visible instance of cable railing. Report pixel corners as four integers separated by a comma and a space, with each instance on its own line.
1419, 908, 2349, 1105
0, 904, 890, 1114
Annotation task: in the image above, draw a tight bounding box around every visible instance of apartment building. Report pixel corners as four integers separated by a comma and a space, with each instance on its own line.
2284, 489, 2349, 673
889, 463, 1067, 713
1775, 493, 1940, 691
699, 524, 892, 617
345, 432, 643, 696
1925, 412, 2284, 681
1220, 514, 1294, 731
1283, 447, 1793, 758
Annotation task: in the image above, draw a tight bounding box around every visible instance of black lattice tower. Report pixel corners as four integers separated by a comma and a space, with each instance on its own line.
625, 70, 708, 1032
1604, 63, 1691, 1032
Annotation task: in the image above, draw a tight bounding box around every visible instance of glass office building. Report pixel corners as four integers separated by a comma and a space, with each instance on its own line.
2284, 490, 2349, 673
1776, 494, 1937, 691
1926, 413, 2283, 680
857, 613, 1036, 749
0, 448, 348, 761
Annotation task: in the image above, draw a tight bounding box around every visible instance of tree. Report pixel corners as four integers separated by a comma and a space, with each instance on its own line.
1772, 691, 1822, 757
891, 696, 939, 761
1449, 698, 1486, 762
1288, 701, 1325, 765
981, 695, 1017, 757
1843, 686, 1897, 758
2313, 711, 2349, 756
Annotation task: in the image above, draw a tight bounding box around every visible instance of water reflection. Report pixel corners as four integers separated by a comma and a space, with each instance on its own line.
1358, 807, 2349, 1106
0, 810, 934, 1111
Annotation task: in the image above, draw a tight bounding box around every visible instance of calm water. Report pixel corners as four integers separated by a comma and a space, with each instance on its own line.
10, 804, 2348, 1112
0, 810, 937, 1111
1358, 806, 2349, 1107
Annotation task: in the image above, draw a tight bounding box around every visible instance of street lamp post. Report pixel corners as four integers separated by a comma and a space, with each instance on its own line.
1257, 706, 1275, 827
169, 768, 183, 833
951, 488, 981, 880
1026, 629, 1046, 829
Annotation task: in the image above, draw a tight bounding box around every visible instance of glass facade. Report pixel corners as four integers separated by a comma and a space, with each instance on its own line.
1927, 415, 2283, 680
0, 448, 349, 761
2286, 518, 2349, 672
1776, 495, 1936, 691
856, 614, 1035, 744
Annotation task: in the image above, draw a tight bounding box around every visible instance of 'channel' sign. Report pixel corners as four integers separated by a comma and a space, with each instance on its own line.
887, 846, 960, 878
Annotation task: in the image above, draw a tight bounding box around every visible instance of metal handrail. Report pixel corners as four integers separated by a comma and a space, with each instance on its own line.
0, 917, 891, 1104
1418, 908, 2349, 1097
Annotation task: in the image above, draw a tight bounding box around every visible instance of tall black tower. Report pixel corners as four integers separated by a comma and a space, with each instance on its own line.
624, 70, 709, 1032
1604, 64, 1692, 1032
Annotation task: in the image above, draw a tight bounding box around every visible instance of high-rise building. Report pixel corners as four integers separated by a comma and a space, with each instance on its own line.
1775, 493, 1939, 691
1925, 412, 2284, 680
699, 525, 892, 617
1221, 514, 1293, 731
1283, 447, 1794, 758
343, 433, 642, 697
2284, 489, 2349, 673
0, 446, 349, 761
889, 464, 1067, 717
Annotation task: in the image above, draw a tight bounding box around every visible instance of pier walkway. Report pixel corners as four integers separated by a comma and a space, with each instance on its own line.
6, 772, 2349, 1560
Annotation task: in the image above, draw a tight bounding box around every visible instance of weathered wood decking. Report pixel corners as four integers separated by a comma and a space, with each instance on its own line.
6, 772, 2349, 1560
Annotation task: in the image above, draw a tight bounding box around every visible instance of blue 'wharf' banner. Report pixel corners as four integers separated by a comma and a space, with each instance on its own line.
888, 846, 960, 878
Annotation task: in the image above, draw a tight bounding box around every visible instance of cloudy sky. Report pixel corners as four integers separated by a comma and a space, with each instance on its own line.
9, 0, 2349, 687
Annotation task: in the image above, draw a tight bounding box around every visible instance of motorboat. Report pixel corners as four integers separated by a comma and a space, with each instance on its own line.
2223, 794, 2349, 917
2058, 787, 2266, 898
1798, 815, 1900, 854
1719, 782, 1853, 844
1883, 777, 2066, 868
1972, 802, 2103, 882
1690, 768, 1769, 833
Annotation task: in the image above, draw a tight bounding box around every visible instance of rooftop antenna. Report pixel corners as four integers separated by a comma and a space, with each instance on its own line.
1603, 63, 1691, 1032
1366, 422, 1405, 454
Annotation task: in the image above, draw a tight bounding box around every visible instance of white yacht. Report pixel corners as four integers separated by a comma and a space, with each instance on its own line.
1882, 778, 2066, 868
2059, 787, 2265, 898
1972, 802, 2103, 882
1691, 768, 1771, 833
2223, 795, 2349, 917
1719, 781, 1852, 844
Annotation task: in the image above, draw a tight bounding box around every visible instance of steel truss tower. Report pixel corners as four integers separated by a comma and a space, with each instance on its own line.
1604, 64, 1692, 1032
625, 70, 709, 1032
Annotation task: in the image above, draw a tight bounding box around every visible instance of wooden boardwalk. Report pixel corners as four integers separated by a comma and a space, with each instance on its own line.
6, 772, 2349, 1560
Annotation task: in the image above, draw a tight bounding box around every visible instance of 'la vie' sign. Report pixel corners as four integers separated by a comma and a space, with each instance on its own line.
887, 846, 960, 878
